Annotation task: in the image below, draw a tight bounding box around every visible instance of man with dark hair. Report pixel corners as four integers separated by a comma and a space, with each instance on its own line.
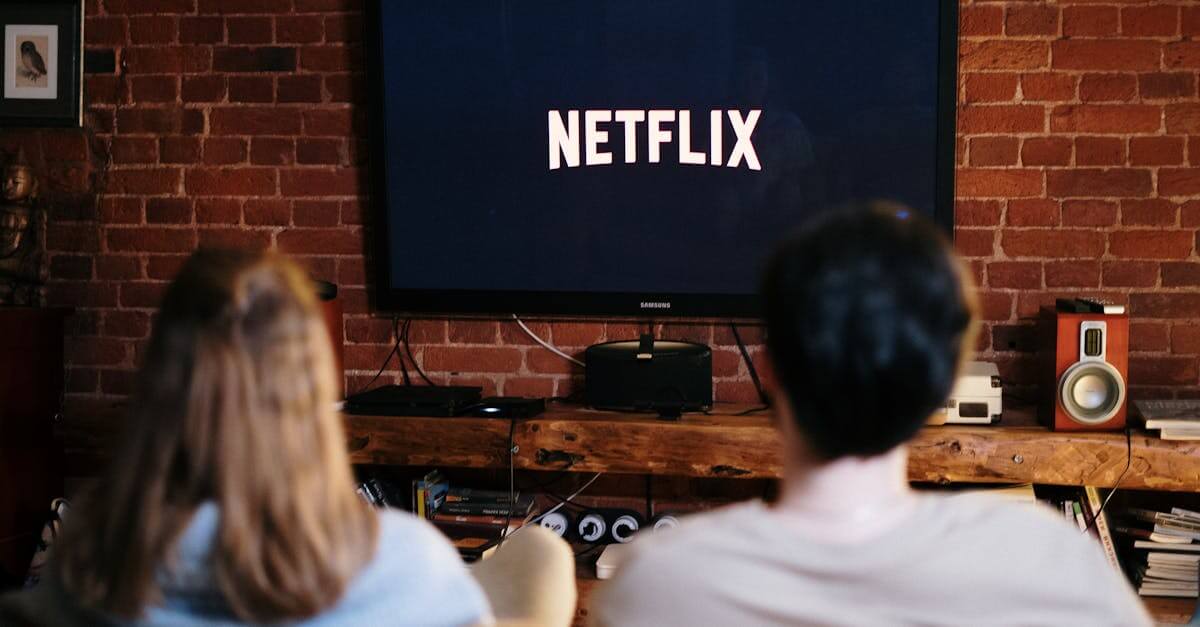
593, 204, 1149, 626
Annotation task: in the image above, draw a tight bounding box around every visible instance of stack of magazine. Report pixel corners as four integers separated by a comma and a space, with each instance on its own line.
433, 488, 535, 527
1134, 400, 1200, 441
433, 488, 536, 562
356, 471, 537, 562
1114, 507, 1200, 598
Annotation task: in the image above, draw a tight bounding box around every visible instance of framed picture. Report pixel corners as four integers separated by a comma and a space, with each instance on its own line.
0, 0, 82, 127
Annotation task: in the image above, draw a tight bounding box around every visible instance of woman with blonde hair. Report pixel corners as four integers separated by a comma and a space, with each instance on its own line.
1, 249, 495, 625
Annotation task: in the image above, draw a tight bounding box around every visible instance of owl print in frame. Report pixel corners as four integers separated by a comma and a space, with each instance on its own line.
0, 1, 82, 127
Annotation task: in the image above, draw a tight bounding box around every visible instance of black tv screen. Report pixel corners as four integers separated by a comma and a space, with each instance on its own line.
367, 1, 957, 317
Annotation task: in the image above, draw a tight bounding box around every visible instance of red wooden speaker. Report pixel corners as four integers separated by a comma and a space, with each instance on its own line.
1052, 311, 1128, 431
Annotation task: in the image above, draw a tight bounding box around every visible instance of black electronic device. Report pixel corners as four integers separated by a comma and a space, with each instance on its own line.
585, 335, 712, 418
468, 397, 546, 418
344, 385, 483, 417
366, 1, 959, 317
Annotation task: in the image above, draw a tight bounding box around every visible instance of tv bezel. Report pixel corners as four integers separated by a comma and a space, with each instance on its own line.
364, 1, 959, 318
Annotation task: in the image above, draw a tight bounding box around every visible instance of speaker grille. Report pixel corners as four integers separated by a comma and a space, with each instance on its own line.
1058, 361, 1126, 425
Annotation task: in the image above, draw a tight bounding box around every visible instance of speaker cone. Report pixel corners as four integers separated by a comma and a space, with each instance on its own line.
1058, 360, 1126, 425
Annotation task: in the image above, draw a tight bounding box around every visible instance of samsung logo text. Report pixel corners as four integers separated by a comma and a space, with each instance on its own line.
639, 301, 672, 310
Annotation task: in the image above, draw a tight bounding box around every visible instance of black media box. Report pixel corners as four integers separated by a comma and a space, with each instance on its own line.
344, 385, 482, 417
585, 336, 712, 414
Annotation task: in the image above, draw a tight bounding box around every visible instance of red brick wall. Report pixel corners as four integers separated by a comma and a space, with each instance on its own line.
958, 1, 1200, 399
2, 0, 1199, 404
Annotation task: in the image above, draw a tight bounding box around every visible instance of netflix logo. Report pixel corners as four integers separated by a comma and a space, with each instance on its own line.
548, 109, 762, 171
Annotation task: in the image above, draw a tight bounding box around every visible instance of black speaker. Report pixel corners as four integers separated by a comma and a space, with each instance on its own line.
585, 334, 712, 417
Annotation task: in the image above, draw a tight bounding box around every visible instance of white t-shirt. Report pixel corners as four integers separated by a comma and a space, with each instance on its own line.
592, 495, 1151, 627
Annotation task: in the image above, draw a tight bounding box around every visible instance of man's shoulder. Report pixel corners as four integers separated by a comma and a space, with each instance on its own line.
921, 493, 1131, 590
611, 502, 765, 578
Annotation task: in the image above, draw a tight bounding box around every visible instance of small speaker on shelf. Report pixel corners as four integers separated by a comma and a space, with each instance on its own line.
1047, 300, 1128, 432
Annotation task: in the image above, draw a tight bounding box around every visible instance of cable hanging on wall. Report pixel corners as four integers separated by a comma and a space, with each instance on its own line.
512, 314, 585, 367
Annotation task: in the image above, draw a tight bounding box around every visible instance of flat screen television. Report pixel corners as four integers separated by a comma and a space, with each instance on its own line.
366, 1, 958, 318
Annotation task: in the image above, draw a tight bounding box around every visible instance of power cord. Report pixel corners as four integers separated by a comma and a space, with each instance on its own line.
353, 316, 402, 395
397, 319, 411, 387
497, 417, 518, 549
513, 314, 584, 367
731, 323, 769, 407
403, 318, 438, 386
512, 472, 604, 540
573, 543, 606, 558
1084, 427, 1133, 535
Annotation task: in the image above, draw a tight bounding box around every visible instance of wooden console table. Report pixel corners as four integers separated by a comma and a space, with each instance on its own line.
338, 405, 1199, 491
58, 402, 1200, 623
60, 403, 1200, 491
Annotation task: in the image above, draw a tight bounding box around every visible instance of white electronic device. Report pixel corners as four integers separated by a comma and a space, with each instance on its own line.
596, 542, 632, 580
932, 361, 1002, 425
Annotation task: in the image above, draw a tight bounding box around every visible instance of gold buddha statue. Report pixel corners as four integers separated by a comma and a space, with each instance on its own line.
0, 147, 46, 305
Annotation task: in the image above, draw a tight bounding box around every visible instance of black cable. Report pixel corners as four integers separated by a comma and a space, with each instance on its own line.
539, 489, 591, 511
497, 417, 518, 549
352, 315, 401, 396
731, 324, 769, 406
1084, 427, 1133, 535
396, 318, 411, 387
523, 463, 577, 490
403, 318, 438, 387
734, 405, 771, 416
574, 542, 607, 558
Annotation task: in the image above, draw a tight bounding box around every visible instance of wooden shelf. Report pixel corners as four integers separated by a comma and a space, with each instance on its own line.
340, 405, 1200, 491
60, 402, 1200, 491
57, 401, 1200, 624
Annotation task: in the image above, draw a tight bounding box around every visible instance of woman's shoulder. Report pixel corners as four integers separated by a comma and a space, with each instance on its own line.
317, 509, 492, 627
354, 508, 476, 586
375, 508, 458, 552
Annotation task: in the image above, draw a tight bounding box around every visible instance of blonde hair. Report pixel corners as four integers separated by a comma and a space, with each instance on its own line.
56, 248, 377, 622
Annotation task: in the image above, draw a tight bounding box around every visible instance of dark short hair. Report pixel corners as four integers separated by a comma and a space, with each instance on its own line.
761, 202, 976, 459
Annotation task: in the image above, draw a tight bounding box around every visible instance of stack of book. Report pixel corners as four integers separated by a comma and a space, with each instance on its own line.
1115, 508, 1200, 598
433, 488, 535, 526
1134, 400, 1200, 441
431, 487, 536, 562
412, 470, 449, 519
1047, 486, 1122, 573
355, 477, 406, 509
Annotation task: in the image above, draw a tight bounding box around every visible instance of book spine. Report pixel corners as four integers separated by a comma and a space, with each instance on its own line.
356, 484, 377, 507
433, 513, 515, 526
1084, 486, 1122, 572
1154, 524, 1200, 541
445, 490, 519, 504
439, 503, 530, 517
1073, 501, 1087, 532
